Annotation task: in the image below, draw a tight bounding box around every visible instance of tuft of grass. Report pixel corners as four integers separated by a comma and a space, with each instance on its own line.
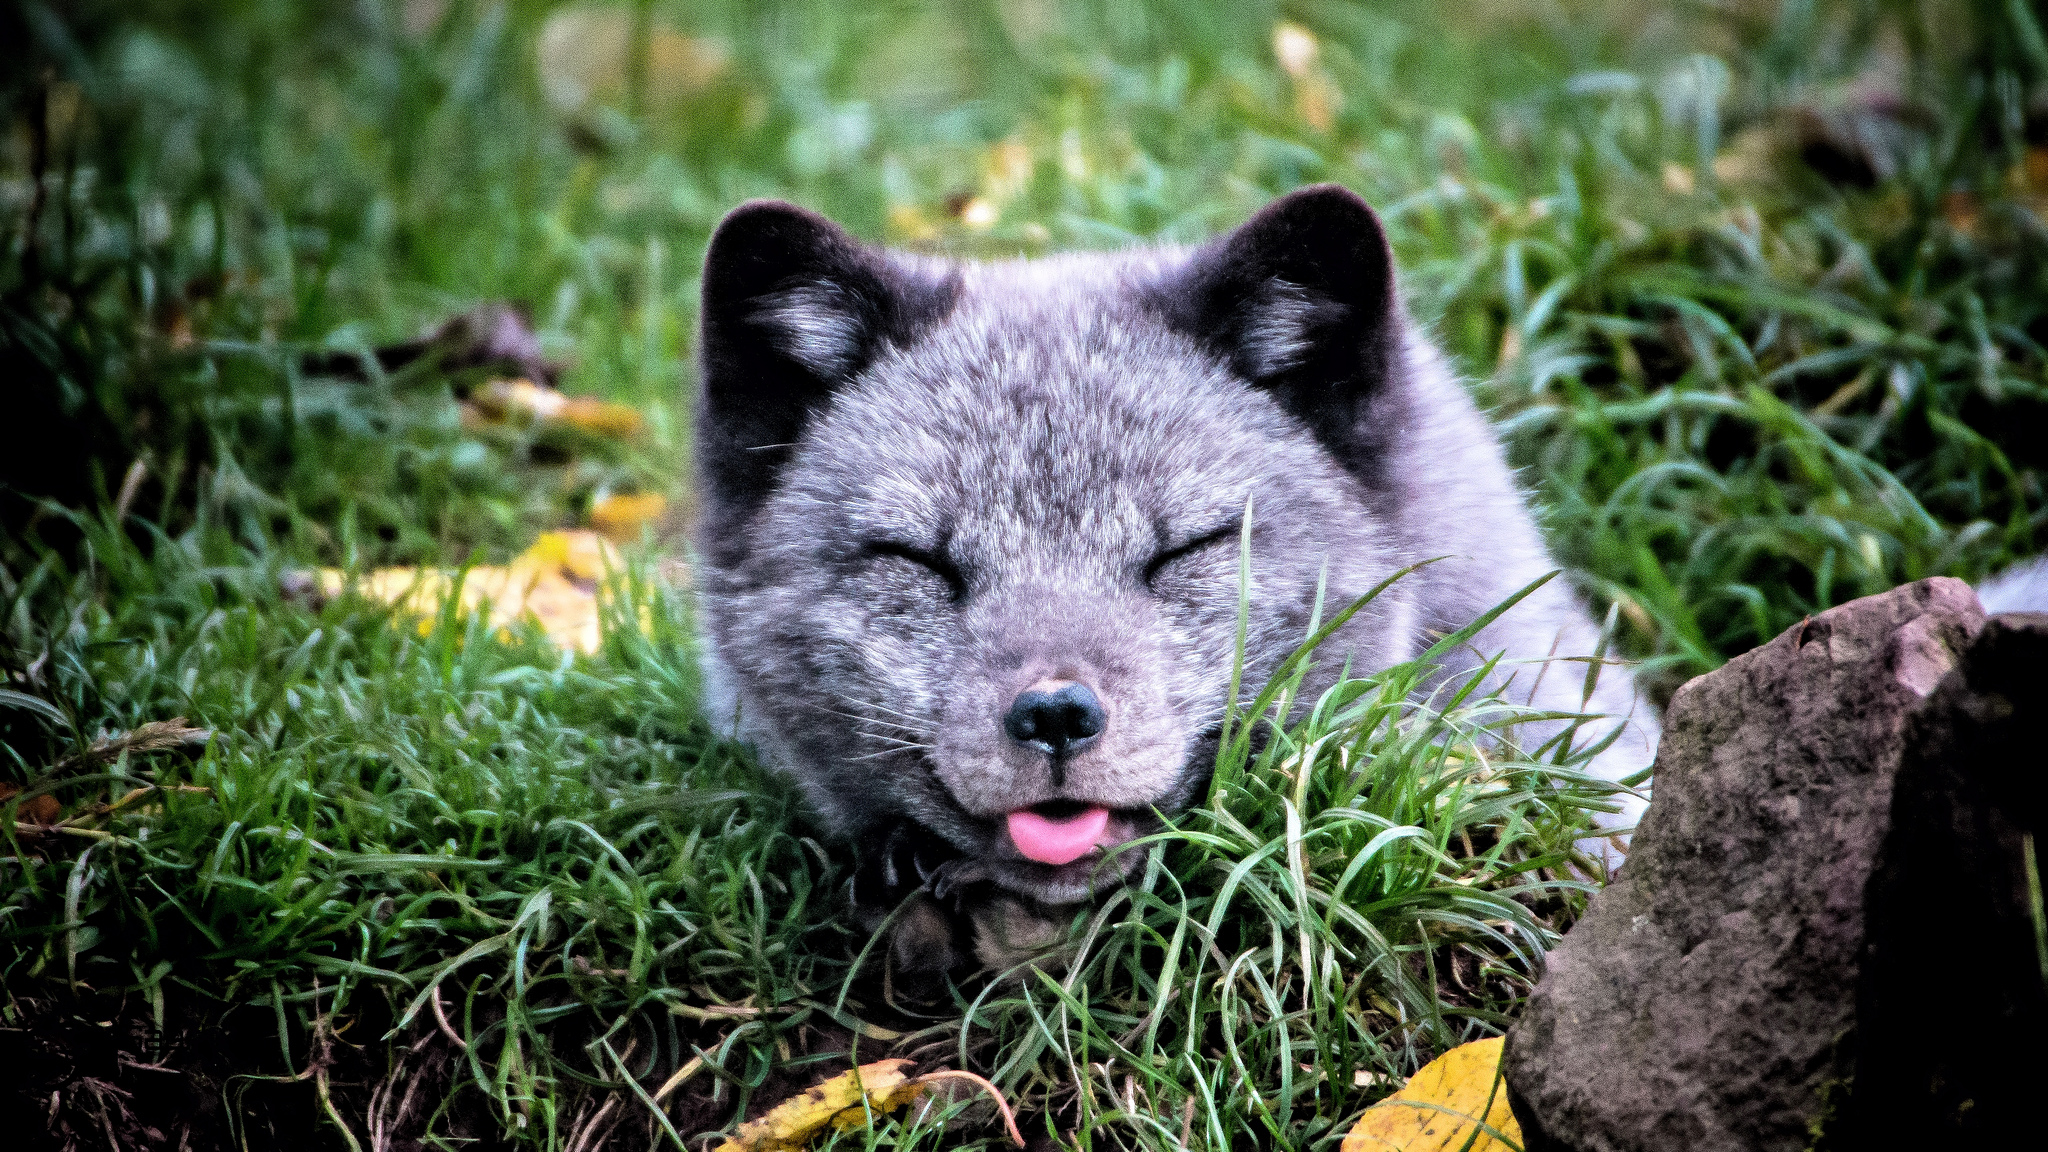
908, 575, 1616, 1150
0, 501, 856, 1146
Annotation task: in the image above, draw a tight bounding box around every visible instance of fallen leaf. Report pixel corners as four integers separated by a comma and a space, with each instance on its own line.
1713, 124, 1781, 189
2013, 147, 2048, 219
465, 378, 644, 438
589, 492, 667, 542
1942, 190, 1982, 237
2026, 146, 2048, 191
709, 1061, 1027, 1151
520, 529, 621, 585
513, 568, 606, 654
887, 201, 940, 243
0, 782, 61, 825
309, 530, 632, 654
1341, 1037, 1521, 1152
557, 395, 644, 438
712, 1059, 925, 1152
1294, 73, 1341, 133
536, 8, 729, 115
469, 377, 567, 423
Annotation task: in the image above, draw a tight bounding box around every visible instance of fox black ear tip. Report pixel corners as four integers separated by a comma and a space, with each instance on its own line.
1252, 183, 1382, 230
720, 197, 814, 223
1280, 182, 1368, 205
707, 199, 848, 251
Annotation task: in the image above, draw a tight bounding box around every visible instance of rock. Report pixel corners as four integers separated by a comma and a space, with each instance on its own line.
1828, 610, 2048, 1145
301, 302, 564, 389
1501, 578, 1987, 1152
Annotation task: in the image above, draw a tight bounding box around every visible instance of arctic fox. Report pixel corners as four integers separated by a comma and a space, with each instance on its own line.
691, 185, 1658, 973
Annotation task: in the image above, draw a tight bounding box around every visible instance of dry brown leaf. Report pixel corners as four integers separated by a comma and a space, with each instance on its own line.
1294, 73, 1341, 133
1942, 189, 1982, 237
53, 718, 212, 773
2014, 146, 2048, 219
1341, 1037, 1521, 1152
0, 783, 61, 825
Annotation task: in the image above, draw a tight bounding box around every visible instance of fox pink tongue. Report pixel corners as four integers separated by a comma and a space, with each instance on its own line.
1006, 806, 1111, 866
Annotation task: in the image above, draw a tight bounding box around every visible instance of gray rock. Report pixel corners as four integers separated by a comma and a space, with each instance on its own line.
1502, 577, 1986, 1152
1829, 610, 2048, 1145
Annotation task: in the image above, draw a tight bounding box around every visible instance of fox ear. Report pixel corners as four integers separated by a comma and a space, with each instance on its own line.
696, 201, 958, 563
1153, 184, 1404, 466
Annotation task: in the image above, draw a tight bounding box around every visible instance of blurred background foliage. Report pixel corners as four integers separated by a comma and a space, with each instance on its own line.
2, 0, 2045, 689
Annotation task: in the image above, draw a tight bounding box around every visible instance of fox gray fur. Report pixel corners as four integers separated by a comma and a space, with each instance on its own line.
691, 185, 1658, 975
1977, 555, 2048, 615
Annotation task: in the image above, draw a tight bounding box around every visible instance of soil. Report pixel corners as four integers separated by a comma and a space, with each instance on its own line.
0, 989, 486, 1152
0, 985, 938, 1151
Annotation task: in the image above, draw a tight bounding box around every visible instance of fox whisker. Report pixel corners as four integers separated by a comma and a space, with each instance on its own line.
846, 745, 930, 762
813, 702, 928, 736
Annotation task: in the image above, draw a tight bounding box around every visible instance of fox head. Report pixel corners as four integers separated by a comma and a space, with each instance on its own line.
692, 186, 1427, 905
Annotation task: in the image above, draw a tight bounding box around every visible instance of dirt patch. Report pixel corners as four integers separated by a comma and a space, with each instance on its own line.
0, 986, 949, 1151
0, 990, 503, 1152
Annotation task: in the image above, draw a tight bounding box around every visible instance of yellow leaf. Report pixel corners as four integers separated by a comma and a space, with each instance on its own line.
519, 529, 621, 584
1341, 1037, 1521, 1152
536, 9, 728, 115
469, 377, 566, 423
515, 571, 602, 654
589, 492, 668, 542
886, 201, 940, 243
712, 1059, 923, 1152
465, 378, 644, 439
1293, 73, 1341, 133
558, 395, 645, 438
308, 530, 630, 654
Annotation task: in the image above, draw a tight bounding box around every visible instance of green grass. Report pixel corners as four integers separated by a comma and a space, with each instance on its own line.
919, 570, 1617, 1149
3, 0, 2045, 1148
2, 504, 1613, 1150
1, 504, 851, 1143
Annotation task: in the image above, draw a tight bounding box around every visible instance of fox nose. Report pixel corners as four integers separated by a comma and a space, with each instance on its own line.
1003, 680, 1106, 759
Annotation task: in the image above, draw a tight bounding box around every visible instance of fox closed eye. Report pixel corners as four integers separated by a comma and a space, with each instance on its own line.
1141, 523, 1243, 589
866, 540, 969, 602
